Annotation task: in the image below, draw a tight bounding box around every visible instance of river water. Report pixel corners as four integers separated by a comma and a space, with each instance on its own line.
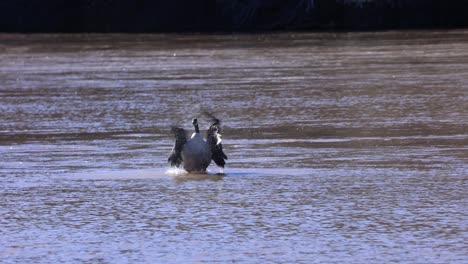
1, 31, 467, 263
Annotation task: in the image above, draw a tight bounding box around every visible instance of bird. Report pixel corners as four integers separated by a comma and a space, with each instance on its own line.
168, 115, 227, 173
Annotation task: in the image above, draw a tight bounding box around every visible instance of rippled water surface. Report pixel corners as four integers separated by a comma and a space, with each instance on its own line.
1, 31, 467, 263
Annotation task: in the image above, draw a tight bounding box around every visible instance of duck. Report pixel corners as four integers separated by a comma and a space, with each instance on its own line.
168, 115, 227, 173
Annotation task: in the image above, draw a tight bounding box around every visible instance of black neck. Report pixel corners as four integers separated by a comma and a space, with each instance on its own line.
194, 124, 200, 133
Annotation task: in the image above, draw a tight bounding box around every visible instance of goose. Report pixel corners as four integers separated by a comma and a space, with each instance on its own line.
168, 116, 227, 173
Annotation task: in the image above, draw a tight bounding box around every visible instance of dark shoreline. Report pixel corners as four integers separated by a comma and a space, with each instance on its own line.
1, 0, 467, 33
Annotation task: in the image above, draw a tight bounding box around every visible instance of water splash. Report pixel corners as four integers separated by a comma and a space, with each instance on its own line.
165, 167, 187, 176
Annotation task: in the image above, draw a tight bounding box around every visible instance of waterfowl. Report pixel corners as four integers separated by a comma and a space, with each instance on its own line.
168, 116, 227, 173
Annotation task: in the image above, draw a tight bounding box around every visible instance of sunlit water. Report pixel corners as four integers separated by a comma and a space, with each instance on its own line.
1, 31, 467, 263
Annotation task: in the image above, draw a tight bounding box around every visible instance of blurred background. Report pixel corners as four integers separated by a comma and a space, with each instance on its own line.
1, 0, 468, 32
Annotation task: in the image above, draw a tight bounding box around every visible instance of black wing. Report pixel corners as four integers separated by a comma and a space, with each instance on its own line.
168, 127, 187, 167
205, 116, 228, 168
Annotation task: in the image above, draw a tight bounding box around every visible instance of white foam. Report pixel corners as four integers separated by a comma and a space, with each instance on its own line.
165, 167, 188, 176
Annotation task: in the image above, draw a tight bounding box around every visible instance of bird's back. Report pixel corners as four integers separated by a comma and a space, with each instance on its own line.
182, 134, 212, 173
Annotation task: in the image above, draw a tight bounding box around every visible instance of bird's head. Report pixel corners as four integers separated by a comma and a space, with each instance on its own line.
192, 118, 200, 133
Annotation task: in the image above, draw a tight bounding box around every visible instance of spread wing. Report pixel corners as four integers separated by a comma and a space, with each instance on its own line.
168, 127, 187, 167
205, 116, 228, 168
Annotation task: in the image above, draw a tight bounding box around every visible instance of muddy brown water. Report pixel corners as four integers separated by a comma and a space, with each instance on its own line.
1, 31, 467, 263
